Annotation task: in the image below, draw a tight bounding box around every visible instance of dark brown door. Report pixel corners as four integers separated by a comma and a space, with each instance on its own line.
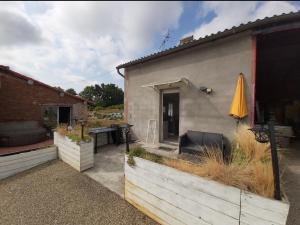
163, 92, 179, 139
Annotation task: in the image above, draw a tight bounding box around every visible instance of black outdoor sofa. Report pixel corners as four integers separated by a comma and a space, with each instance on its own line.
179, 130, 225, 155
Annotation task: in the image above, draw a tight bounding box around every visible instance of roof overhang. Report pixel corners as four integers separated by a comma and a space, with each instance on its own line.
117, 11, 300, 69
142, 78, 189, 90
0, 65, 94, 105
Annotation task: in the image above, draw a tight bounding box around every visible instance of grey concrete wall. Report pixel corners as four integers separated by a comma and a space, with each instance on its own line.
126, 32, 253, 143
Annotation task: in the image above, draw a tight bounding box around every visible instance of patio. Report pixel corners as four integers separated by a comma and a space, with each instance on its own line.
0, 159, 158, 225
85, 144, 125, 197
0, 139, 54, 156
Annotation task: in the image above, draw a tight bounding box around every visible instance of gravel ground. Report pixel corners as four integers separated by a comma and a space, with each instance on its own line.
0, 160, 158, 225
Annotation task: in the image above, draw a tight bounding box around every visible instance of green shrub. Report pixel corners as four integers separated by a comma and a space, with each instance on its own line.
56, 124, 92, 144
127, 146, 162, 166
107, 104, 124, 110
127, 147, 145, 166
94, 106, 105, 111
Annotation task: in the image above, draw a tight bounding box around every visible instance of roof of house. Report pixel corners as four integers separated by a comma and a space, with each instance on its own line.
0, 65, 92, 104
117, 10, 300, 69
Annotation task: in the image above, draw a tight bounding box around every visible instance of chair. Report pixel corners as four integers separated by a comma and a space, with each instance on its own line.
179, 130, 225, 155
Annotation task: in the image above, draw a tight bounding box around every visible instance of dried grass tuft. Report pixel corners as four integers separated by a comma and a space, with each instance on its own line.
233, 124, 270, 161
164, 124, 274, 198
56, 124, 91, 143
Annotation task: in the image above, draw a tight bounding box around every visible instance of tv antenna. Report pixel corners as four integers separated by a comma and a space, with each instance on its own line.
159, 29, 170, 50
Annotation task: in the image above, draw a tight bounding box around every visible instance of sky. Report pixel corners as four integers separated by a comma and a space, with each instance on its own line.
0, 1, 299, 93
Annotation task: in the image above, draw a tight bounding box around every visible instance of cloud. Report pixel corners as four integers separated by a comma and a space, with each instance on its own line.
0, 7, 42, 47
192, 1, 298, 39
0, 2, 183, 92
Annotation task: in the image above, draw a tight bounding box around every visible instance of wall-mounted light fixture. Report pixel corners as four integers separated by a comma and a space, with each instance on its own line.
200, 86, 213, 94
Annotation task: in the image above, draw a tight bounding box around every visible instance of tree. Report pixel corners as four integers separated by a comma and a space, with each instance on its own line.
79, 83, 124, 107
79, 85, 96, 102
55, 86, 64, 91
66, 88, 77, 95
98, 83, 123, 107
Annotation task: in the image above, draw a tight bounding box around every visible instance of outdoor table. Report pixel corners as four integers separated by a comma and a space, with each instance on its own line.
89, 124, 132, 153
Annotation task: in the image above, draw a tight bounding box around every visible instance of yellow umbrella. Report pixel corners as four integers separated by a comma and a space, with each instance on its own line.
229, 73, 248, 121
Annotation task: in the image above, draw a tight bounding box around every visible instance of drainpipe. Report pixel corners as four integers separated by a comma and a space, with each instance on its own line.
116, 67, 124, 78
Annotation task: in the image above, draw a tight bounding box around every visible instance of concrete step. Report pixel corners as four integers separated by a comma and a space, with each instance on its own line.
158, 142, 178, 150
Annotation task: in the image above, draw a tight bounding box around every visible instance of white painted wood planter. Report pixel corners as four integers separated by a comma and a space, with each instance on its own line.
124, 155, 289, 225
0, 146, 57, 180
54, 132, 94, 172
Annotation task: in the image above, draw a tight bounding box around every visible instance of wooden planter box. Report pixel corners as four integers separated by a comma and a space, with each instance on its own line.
54, 132, 94, 172
125, 155, 289, 225
0, 146, 57, 180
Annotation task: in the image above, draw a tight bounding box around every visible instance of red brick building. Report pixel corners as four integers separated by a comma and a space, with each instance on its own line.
0, 65, 89, 146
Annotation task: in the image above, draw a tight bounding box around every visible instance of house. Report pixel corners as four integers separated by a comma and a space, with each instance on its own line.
0, 65, 89, 147
116, 11, 300, 146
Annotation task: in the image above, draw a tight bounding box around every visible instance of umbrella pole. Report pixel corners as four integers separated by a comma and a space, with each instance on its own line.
236, 118, 240, 130
235, 118, 241, 149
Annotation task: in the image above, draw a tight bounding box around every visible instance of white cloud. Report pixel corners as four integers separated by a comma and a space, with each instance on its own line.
192, 1, 298, 39
0, 4, 42, 47
0, 1, 183, 92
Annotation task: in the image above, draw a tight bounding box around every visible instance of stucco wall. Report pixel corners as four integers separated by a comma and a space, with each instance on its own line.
125, 32, 253, 143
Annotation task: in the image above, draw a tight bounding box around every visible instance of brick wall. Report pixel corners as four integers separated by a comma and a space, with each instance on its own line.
0, 71, 86, 123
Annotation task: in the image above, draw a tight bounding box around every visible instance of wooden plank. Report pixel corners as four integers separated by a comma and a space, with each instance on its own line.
241, 207, 286, 225
0, 158, 51, 177
55, 133, 80, 150
58, 154, 80, 171
57, 141, 80, 153
0, 147, 57, 165
58, 148, 93, 172
240, 212, 282, 225
79, 156, 94, 165
57, 144, 80, 156
240, 223, 250, 225
241, 191, 289, 215
0, 152, 57, 171
0, 148, 57, 180
125, 189, 183, 225
126, 165, 239, 225
58, 149, 80, 163
0, 149, 57, 167
0, 164, 39, 179
126, 171, 238, 225
128, 156, 240, 204
0, 146, 56, 162
57, 147, 79, 159
125, 161, 240, 219
80, 163, 94, 171
125, 157, 290, 225
241, 191, 289, 225
126, 179, 209, 225
79, 150, 93, 160
55, 132, 94, 172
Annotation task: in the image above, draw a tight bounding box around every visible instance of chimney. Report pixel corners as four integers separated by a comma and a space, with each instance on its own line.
179, 35, 194, 45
